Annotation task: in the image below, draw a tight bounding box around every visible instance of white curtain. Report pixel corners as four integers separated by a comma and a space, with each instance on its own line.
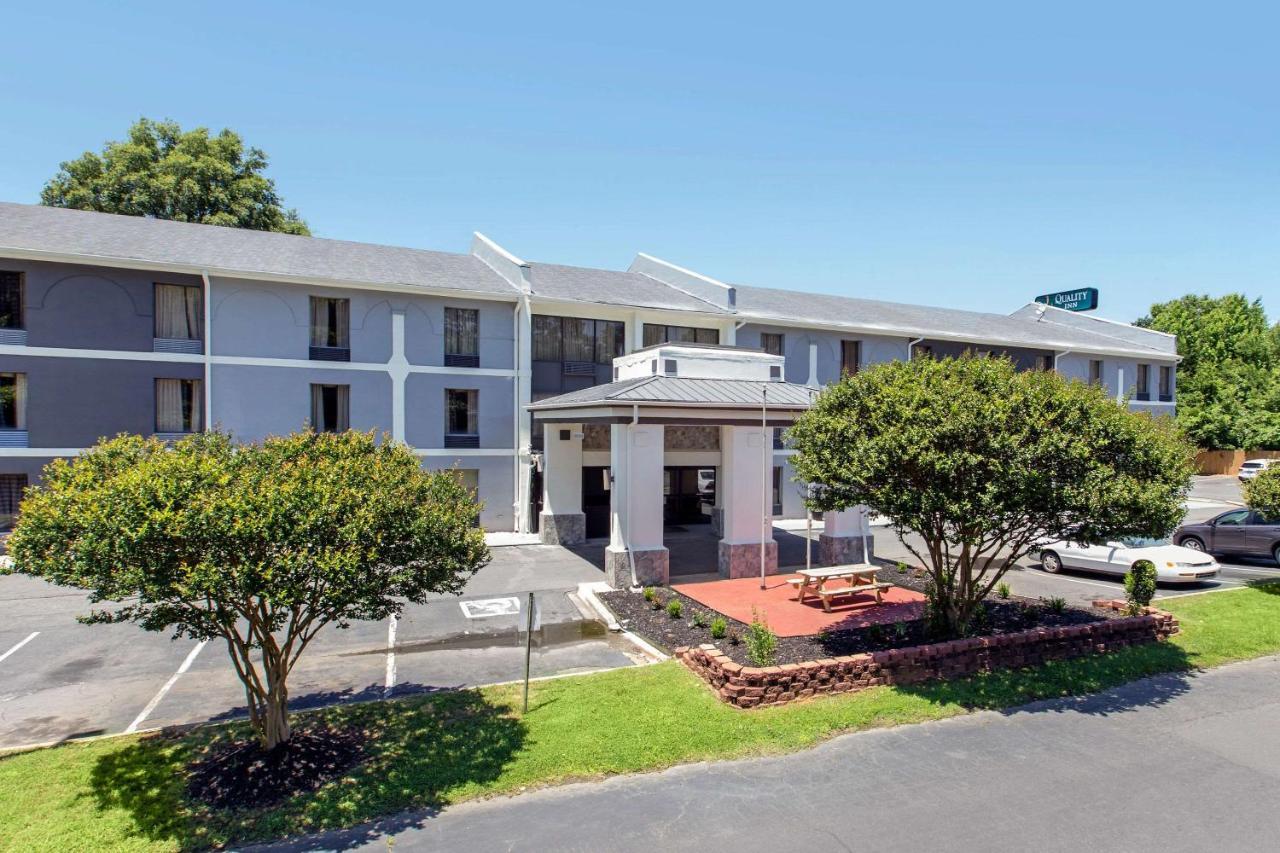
311, 384, 349, 432
155, 284, 201, 339
156, 379, 183, 432
310, 298, 350, 348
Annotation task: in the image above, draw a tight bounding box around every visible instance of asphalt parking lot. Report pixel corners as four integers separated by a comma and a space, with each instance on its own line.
0, 545, 649, 752
1, 475, 1272, 753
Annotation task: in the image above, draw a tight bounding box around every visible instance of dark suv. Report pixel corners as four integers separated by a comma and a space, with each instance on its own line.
1174, 509, 1280, 565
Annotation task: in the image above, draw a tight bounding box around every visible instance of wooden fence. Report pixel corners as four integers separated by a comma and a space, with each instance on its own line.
1194, 449, 1280, 475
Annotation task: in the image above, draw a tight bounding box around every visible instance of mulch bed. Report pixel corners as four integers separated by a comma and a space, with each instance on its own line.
601, 562, 1117, 667
186, 724, 367, 811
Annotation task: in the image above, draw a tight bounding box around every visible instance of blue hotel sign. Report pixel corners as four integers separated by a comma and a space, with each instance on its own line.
1036, 287, 1099, 312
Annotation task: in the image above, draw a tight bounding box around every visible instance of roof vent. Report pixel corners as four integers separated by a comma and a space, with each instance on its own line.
664, 359, 678, 376
769, 365, 782, 381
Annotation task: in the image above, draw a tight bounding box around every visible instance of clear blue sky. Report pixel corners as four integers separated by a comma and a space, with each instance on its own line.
2, 1, 1276, 323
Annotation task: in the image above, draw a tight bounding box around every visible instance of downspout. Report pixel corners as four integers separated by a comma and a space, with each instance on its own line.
625, 403, 640, 590
512, 300, 522, 532
906, 336, 924, 360
1053, 350, 1070, 373
760, 385, 769, 589
201, 270, 212, 431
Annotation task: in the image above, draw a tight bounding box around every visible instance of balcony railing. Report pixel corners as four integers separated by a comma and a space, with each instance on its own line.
0, 430, 29, 448
154, 337, 202, 355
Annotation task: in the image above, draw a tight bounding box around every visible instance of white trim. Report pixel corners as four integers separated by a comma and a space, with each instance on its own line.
0, 343, 517, 377
413, 448, 517, 457
1131, 399, 1176, 407
201, 270, 213, 429
0, 448, 83, 457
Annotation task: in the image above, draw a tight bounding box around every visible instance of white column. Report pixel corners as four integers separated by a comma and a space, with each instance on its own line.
539, 422, 585, 545
717, 425, 778, 578
820, 505, 873, 566
604, 422, 668, 587
389, 310, 408, 443
514, 297, 533, 532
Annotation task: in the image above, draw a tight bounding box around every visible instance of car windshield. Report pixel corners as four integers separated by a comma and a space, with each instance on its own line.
1120, 537, 1169, 548
1242, 462, 1262, 469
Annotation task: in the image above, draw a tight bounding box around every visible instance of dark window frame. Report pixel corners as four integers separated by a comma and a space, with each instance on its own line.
153, 282, 203, 341
0, 270, 25, 331
445, 388, 479, 448
643, 323, 719, 347
1159, 365, 1173, 402
760, 332, 784, 356
444, 306, 480, 365
841, 340, 861, 376
309, 296, 351, 360
310, 383, 350, 433
154, 377, 203, 433
1089, 359, 1104, 387
0, 372, 26, 430
1136, 363, 1151, 401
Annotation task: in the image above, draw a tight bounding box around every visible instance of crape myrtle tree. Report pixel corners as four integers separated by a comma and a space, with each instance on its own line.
1244, 464, 1280, 520
788, 356, 1193, 637
9, 430, 488, 750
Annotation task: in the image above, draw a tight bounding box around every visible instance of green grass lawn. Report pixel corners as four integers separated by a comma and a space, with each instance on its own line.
4, 582, 1280, 852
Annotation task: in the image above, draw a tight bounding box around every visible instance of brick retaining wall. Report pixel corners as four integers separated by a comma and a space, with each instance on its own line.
676, 605, 1178, 709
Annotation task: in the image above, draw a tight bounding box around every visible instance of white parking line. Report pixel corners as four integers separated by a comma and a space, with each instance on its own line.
1028, 572, 1126, 591
384, 614, 398, 696
1220, 566, 1280, 577
125, 639, 207, 734
0, 632, 38, 665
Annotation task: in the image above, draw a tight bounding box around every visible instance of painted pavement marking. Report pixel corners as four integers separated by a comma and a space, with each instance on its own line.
124, 639, 208, 734
0, 632, 38, 666
384, 614, 398, 695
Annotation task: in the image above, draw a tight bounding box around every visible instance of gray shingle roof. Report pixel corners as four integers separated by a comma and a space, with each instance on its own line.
0, 202, 516, 296
730, 282, 1173, 357
529, 375, 815, 410
524, 262, 728, 314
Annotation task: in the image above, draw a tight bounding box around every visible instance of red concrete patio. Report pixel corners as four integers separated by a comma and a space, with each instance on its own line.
672, 573, 927, 638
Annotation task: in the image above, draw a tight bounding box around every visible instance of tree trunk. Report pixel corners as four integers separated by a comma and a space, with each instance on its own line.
260, 654, 292, 750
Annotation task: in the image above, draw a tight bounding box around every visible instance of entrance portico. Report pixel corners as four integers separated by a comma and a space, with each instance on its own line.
530, 342, 867, 588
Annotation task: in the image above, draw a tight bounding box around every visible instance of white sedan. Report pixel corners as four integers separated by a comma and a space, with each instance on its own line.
1037, 537, 1220, 583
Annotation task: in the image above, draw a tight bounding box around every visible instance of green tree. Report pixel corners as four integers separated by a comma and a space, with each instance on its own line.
1244, 465, 1280, 520
788, 356, 1193, 637
1137, 294, 1280, 449
8, 430, 487, 750
40, 117, 310, 235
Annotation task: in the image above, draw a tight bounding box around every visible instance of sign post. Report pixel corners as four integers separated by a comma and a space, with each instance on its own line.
1035, 288, 1099, 312
522, 591, 536, 713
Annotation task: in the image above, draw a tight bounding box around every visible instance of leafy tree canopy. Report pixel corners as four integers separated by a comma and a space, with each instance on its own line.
40, 117, 310, 235
9, 430, 488, 749
1244, 465, 1280, 520
1137, 294, 1280, 449
789, 356, 1193, 636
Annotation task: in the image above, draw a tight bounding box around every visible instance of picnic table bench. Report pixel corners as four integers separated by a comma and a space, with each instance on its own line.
788, 564, 893, 612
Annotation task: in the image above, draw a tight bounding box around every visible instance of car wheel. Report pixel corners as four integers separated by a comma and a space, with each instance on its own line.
1180, 537, 1205, 552
1041, 551, 1063, 574
1273, 544, 1280, 568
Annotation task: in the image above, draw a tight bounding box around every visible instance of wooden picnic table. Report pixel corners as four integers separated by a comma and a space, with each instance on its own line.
789, 564, 893, 612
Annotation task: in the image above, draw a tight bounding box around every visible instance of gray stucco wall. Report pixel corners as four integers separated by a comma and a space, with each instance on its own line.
1, 258, 204, 352
737, 324, 911, 386
0, 353, 204, 446
420, 454, 515, 530
210, 363, 393, 442
404, 373, 515, 448
210, 277, 515, 368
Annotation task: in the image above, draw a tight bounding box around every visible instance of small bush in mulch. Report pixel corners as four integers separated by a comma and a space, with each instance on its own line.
186, 724, 366, 811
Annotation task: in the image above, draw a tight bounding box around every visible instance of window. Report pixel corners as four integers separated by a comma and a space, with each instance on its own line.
0, 271, 24, 330
1136, 364, 1150, 400
154, 283, 202, 340
760, 332, 784, 356
913, 343, 934, 360
1035, 354, 1054, 372
445, 389, 479, 447
0, 473, 26, 530
0, 373, 26, 430
1089, 359, 1103, 386
1216, 509, 1249, 526
444, 307, 479, 367
772, 466, 783, 516
309, 296, 350, 360
1159, 365, 1173, 402
841, 340, 861, 375
530, 316, 625, 366
155, 379, 202, 433
310, 384, 350, 433
643, 324, 719, 347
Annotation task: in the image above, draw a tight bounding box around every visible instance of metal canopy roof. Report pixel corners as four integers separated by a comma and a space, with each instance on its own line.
528, 375, 817, 412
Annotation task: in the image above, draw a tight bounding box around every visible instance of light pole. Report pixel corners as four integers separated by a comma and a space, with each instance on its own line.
760, 385, 769, 590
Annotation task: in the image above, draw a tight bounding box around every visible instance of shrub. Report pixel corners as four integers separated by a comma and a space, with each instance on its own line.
1124, 559, 1158, 615
968, 602, 992, 636
642, 586, 656, 602
666, 598, 683, 619
893, 620, 910, 641
691, 610, 709, 628
1042, 596, 1068, 615
996, 582, 1011, 600
866, 623, 885, 643
745, 609, 778, 666
895, 561, 909, 574
709, 617, 728, 639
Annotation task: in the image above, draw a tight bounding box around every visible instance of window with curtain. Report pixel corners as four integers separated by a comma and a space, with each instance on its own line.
1160, 365, 1173, 400
595, 320, 624, 364
154, 283, 202, 340
0, 473, 26, 530
310, 384, 350, 433
155, 378, 202, 433
772, 466, 783, 516
0, 271, 23, 330
532, 315, 562, 361
760, 332, 784, 356
643, 324, 719, 347
444, 307, 479, 356
446, 389, 478, 435
309, 297, 350, 349
0, 373, 25, 430
841, 340, 861, 375
1036, 354, 1054, 372
561, 318, 595, 363
1089, 359, 1103, 386
1136, 364, 1151, 400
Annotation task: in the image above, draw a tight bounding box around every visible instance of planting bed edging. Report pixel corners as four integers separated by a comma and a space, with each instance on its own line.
676, 607, 1179, 709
